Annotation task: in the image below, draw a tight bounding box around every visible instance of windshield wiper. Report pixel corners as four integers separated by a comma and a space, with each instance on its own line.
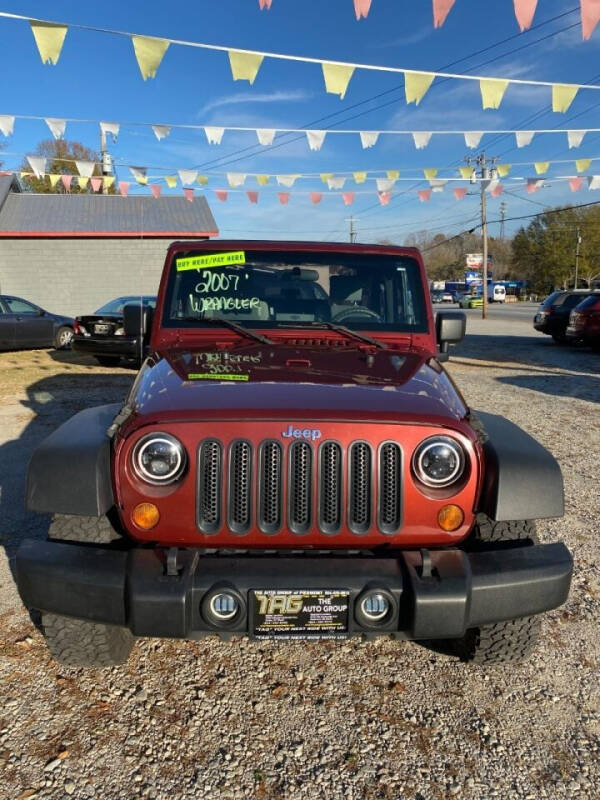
178, 316, 274, 345
317, 322, 387, 350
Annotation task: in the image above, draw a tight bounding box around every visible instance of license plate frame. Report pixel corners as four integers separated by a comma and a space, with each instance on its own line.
94, 323, 110, 334
251, 589, 349, 640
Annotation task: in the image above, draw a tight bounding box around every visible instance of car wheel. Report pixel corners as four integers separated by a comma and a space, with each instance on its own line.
95, 356, 121, 367
54, 326, 73, 349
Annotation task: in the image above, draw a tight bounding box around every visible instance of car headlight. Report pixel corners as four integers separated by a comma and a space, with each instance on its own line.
412, 436, 465, 488
132, 433, 187, 485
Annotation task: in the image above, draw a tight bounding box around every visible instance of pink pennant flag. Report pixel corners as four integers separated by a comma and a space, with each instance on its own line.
513, 0, 538, 31
569, 176, 584, 192
354, 0, 372, 20
419, 189, 432, 202
433, 0, 455, 28
119, 181, 129, 197
184, 188, 194, 202
150, 184, 162, 198
247, 190, 259, 204
61, 174, 72, 191
278, 192, 290, 205
378, 191, 391, 205
310, 192, 323, 204
342, 192, 355, 206
581, 0, 600, 39
526, 179, 542, 194
491, 184, 503, 197
90, 177, 102, 193
216, 190, 228, 202
258, 0, 272, 8
453, 187, 467, 200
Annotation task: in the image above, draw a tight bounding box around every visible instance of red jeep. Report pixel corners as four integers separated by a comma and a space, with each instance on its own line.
17, 242, 572, 667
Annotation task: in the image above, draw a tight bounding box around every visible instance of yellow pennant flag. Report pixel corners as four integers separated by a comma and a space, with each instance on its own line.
424, 168, 438, 180
321, 63, 355, 99
404, 72, 435, 105
480, 79, 509, 110
497, 164, 511, 177
459, 166, 472, 179
132, 36, 170, 80
30, 22, 68, 65
576, 159, 592, 173
78, 176, 89, 189
320, 173, 333, 183
534, 162, 550, 175
48, 174, 61, 187
228, 50, 264, 84
552, 84, 578, 113
165, 175, 177, 188
104, 176, 115, 188
353, 172, 367, 184
197, 175, 209, 185
256, 175, 270, 186
20, 172, 31, 179
386, 170, 400, 180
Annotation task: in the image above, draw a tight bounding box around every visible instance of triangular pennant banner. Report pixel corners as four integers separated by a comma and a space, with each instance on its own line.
278, 192, 290, 204
513, 0, 538, 31
454, 187, 468, 200
277, 175, 299, 187
320, 173, 333, 183
433, 0, 456, 28
130, 167, 147, 185
464, 131, 483, 149
353, 172, 367, 184
480, 79, 509, 109
342, 192, 355, 206
256, 175, 270, 186
376, 178, 395, 192
430, 179, 447, 192
197, 175, 209, 186
132, 36, 170, 80
216, 190, 228, 202
152, 125, 171, 141
405, 71, 435, 105
184, 188, 194, 202
104, 176, 115, 188
424, 168, 438, 180
228, 50, 264, 84
497, 164, 511, 177
165, 175, 178, 188
516, 131, 535, 147
378, 191, 391, 206
178, 170, 198, 186
581, 0, 600, 39
552, 84, 578, 113
576, 158, 592, 172
100, 121, 120, 141
587, 175, 600, 189
45, 118, 66, 140
386, 170, 400, 180
354, 0, 372, 20
150, 184, 162, 198
119, 181, 129, 197
227, 173, 247, 188
20, 172, 32, 180
78, 176, 89, 189
26, 156, 46, 178
459, 166, 473, 179
418, 189, 432, 202
310, 192, 323, 204
259, 0, 272, 9
90, 177, 102, 192
327, 177, 346, 190
256, 129, 276, 146
526, 178, 543, 193
205, 126, 225, 145
30, 22, 68, 65
76, 160, 95, 178
567, 130, 586, 149
569, 177, 584, 192
491, 183, 503, 197
61, 175, 72, 191
412, 132, 432, 149
534, 162, 550, 175
359, 131, 379, 149
0, 116, 15, 136
322, 62, 355, 99
48, 174, 61, 188
306, 130, 327, 151
247, 191, 259, 204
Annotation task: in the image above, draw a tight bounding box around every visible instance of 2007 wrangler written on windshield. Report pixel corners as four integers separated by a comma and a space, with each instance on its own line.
187, 269, 260, 314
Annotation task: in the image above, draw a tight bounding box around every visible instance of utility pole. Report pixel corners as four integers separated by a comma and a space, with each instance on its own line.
499, 201, 507, 240
466, 152, 498, 320
574, 227, 581, 289
346, 215, 358, 243
100, 128, 112, 195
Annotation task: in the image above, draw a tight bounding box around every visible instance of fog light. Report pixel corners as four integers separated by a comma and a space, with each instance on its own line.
438, 504, 464, 532
209, 592, 239, 621
359, 592, 390, 622
131, 502, 160, 530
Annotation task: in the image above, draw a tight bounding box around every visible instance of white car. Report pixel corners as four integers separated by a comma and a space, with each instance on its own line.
442, 292, 454, 303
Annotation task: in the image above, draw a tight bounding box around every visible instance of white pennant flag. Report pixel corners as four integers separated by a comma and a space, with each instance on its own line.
376, 178, 396, 192
567, 130, 586, 149
588, 175, 600, 190
75, 160, 95, 178
205, 126, 225, 145
277, 175, 300, 187
486, 179, 500, 194
0, 115, 14, 136
227, 173, 246, 187
327, 177, 346, 190
430, 179, 447, 192
26, 156, 46, 178
256, 128, 276, 146
130, 166, 147, 184
178, 169, 198, 186
359, 131, 379, 149
100, 121, 120, 141
516, 131, 535, 148
45, 118, 66, 139
464, 131, 484, 149
152, 125, 171, 141
412, 132, 432, 150
306, 130, 327, 151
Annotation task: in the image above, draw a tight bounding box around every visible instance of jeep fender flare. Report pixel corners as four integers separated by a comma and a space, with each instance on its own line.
27, 404, 121, 516
475, 411, 564, 522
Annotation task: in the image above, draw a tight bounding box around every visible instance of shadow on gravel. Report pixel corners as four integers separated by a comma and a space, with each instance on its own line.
496, 373, 600, 404
452, 334, 600, 373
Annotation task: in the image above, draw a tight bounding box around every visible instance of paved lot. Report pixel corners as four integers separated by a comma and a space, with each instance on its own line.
0, 317, 598, 800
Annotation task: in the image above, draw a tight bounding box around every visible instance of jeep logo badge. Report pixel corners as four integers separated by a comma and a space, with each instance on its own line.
282, 425, 322, 441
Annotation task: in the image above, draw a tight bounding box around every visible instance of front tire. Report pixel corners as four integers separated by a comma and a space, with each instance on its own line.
41, 514, 134, 667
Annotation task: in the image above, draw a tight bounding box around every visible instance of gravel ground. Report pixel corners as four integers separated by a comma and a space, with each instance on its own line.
0, 318, 598, 800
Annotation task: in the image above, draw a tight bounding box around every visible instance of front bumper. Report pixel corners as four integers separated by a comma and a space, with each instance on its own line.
15, 540, 573, 640
72, 335, 142, 359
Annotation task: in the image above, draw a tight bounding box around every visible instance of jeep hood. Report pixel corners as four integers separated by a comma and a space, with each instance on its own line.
123, 345, 469, 431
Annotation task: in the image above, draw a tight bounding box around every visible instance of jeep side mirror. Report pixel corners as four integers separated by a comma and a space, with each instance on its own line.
436, 311, 466, 362
123, 304, 154, 342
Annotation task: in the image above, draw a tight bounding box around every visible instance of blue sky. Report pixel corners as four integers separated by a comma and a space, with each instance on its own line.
1, 0, 600, 243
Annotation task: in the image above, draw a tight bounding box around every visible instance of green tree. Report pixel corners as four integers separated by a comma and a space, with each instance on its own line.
20, 139, 113, 193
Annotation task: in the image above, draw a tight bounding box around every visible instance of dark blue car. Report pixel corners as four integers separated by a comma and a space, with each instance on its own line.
0, 295, 73, 351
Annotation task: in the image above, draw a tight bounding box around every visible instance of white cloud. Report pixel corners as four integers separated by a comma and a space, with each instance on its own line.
373, 27, 432, 49
199, 90, 314, 115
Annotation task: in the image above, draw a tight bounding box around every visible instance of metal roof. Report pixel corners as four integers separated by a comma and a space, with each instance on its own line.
0, 177, 218, 238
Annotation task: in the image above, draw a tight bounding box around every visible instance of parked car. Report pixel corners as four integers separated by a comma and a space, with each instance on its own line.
459, 294, 483, 309
533, 290, 599, 343
18, 240, 572, 669
72, 295, 157, 366
566, 294, 600, 351
0, 295, 73, 351
430, 290, 444, 303
442, 291, 454, 303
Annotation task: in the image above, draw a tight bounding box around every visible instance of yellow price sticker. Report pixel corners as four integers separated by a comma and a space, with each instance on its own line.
188, 373, 250, 381
176, 251, 246, 271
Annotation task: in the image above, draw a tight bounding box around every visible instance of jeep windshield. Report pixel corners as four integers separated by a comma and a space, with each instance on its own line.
162, 249, 428, 333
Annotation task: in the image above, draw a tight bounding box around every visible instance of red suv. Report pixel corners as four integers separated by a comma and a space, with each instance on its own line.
566, 294, 600, 351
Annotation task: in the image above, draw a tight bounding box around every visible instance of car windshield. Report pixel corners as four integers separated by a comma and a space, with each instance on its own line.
95, 296, 157, 314
162, 249, 428, 333
574, 294, 600, 311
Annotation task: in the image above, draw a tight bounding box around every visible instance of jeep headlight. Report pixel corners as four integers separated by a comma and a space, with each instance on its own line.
133, 433, 186, 485
412, 436, 465, 488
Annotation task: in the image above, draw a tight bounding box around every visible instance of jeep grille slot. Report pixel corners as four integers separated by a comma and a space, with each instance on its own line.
228, 440, 252, 534
379, 443, 402, 534
258, 441, 283, 534
319, 442, 342, 534
197, 440, 222, 534
288, 441, 312, 534
349, 442, 372, 534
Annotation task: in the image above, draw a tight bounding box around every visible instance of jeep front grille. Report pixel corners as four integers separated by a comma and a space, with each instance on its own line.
196, 438, 402, 536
